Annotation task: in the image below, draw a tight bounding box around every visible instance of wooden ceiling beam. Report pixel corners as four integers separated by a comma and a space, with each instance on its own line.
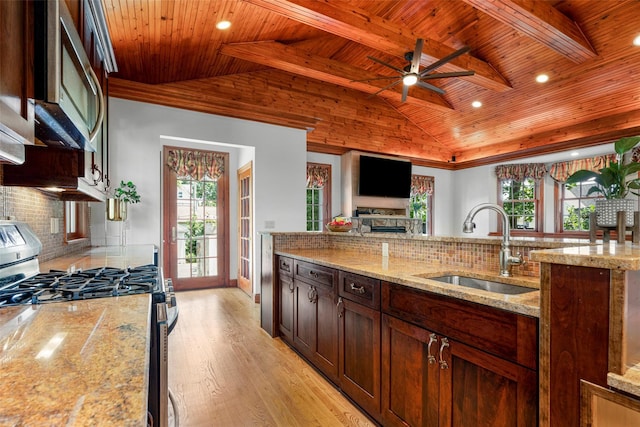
220, 41, 453, 112
462, 0, 597, 63
108, 77, 320, 131
243, 0, 512, 92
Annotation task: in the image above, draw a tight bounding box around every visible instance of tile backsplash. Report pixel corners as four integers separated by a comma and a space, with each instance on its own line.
0, 185, 90, 262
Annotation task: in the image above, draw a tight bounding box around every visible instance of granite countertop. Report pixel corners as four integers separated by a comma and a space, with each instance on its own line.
40, 244, 156, 272
530, 242, 640, 270
0, 295, 151, 426
276, 248, 540, 317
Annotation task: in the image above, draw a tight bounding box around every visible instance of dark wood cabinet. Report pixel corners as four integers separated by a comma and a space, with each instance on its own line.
292, 260, 339, 383
277, 256, 294, 343
0, 0, 34, 162
382, 281, 538, 427
276, 258, 539, 427
338, 271, 382, 421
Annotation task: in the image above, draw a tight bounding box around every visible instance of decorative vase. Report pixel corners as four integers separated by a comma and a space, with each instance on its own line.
106, 198, 128, 221
595, 199, 636, 227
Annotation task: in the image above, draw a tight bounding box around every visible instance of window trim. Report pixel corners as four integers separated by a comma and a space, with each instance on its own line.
306, 162, 331, 231
64, 201, 89, 243
495, 178, 544, 236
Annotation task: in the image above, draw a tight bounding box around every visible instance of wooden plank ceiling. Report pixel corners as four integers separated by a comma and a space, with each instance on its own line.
103, 0, 640, 169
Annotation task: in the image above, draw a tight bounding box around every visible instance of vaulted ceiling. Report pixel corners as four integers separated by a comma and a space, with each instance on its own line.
102, 0, 640, 169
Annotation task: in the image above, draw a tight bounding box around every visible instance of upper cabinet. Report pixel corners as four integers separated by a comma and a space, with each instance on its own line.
2, 0, 117, 201
0, 0, 34, 164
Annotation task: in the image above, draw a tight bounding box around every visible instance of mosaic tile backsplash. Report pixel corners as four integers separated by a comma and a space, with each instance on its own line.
273, 233, 544, 277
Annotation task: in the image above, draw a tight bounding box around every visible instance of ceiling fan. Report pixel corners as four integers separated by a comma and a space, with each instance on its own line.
356, 39, 476, 102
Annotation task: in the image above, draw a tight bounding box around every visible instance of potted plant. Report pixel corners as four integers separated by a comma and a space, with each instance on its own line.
566, 136, 640, 227
107, 180, 141, 221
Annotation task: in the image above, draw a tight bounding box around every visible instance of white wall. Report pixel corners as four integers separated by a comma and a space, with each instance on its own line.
95, 98, 307, 294
451, 144, 617, 236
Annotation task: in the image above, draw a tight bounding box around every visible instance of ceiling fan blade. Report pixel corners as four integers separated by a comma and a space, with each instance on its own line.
401, 84, 409, 102
420, 70, 476, 80
419, 46, 471, 76
410, 38, 424, 74
416, 80, 446, 95
350, 75, 404, 83
370, 79, 403, 97
367, 56, 406, 75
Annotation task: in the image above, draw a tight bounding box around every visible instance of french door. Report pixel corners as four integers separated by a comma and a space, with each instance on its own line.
163, 146, 229, 290
237, 162, 252, 296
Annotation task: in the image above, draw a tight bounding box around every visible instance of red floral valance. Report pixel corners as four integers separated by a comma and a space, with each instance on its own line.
166, 149, 225, 180
495, 163, 547, 181
549, 154, 617, 183
306, 163, 330, 188
411, 175, 434, 196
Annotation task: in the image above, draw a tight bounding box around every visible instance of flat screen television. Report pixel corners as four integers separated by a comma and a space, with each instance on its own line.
358, 155, 412, 198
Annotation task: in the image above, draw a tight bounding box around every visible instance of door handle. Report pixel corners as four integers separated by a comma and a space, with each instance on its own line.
171, 226, 177, 243
439, 338, 450, 370
337, 297, 343, 317
427, 333, 437, 365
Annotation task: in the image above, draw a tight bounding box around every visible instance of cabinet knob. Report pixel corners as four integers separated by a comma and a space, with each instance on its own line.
439, 338, 450, 370
427, 333, 437, 365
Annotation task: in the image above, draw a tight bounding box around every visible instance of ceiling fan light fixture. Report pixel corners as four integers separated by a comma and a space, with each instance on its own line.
403, 74, 418, 86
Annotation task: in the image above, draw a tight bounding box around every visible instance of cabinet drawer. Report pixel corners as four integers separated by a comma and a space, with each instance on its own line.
294, 260, 336, 290
278, 256, 293, 277
382, 281, 538, 370
338, 271, 380, 309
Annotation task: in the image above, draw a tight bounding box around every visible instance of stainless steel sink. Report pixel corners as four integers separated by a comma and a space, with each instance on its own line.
420, 275, 537, 295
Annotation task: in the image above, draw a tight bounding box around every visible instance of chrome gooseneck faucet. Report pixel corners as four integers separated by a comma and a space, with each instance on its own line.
463, 203, 523, 277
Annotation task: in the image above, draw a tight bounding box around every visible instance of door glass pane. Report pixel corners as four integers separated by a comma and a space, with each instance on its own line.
176, 177, 218, 279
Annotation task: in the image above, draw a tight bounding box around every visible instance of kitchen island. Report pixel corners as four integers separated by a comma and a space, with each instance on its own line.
0, 294, 151, 426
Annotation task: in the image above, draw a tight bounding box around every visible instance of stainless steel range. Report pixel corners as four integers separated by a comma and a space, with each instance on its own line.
0, 220, 177, 427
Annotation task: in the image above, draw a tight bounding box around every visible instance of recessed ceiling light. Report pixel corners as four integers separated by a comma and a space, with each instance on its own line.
536, 74, 549, 83
216, 20, 231, 30
471, 100, 482, 108
634, 34, 640, 46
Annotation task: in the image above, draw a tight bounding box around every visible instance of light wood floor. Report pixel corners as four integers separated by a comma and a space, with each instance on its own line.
168, 288, 376, 427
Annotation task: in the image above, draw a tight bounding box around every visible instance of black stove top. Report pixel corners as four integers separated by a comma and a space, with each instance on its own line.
0, 265, 160, 307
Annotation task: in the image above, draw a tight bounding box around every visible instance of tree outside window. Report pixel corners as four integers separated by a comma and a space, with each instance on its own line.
560, 181, 598, 232
306, 187, 323, 231
410, 175, 434, 235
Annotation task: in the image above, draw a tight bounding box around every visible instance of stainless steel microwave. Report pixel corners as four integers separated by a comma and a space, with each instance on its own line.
33, 0, 104, 151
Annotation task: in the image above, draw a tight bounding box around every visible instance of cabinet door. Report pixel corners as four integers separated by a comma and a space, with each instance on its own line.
339, 298, 381, 421
440, 337, 538, 427
294, 280, 316, 360
381, 314, 440, 427
0, 0, 34, 154
278, 275, 294, 344
314, 283, 339, 383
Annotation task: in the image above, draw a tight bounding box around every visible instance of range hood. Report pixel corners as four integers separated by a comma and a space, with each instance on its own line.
2, 145, 106, 202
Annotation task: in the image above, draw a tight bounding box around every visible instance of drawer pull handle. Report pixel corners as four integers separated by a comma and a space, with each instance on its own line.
349, 283, 366, 294
427, 333, 437, 365
309, 270, 319, 279
281, 262, 290, 272
439, 338, 449, 370
337, 297, 344, 318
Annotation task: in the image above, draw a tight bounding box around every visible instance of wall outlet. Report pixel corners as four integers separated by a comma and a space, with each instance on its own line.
382, 242, 389, 257
50, 218, 60, 234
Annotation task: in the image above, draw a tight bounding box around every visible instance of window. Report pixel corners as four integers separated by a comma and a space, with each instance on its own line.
500, 178, 539, 231
495, 163, 546, 235
410, 175, 434, 235
557, 181, 598, 232
550, 153, 616, 234
306, 163, 331, 231
65, 201, 89, 241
